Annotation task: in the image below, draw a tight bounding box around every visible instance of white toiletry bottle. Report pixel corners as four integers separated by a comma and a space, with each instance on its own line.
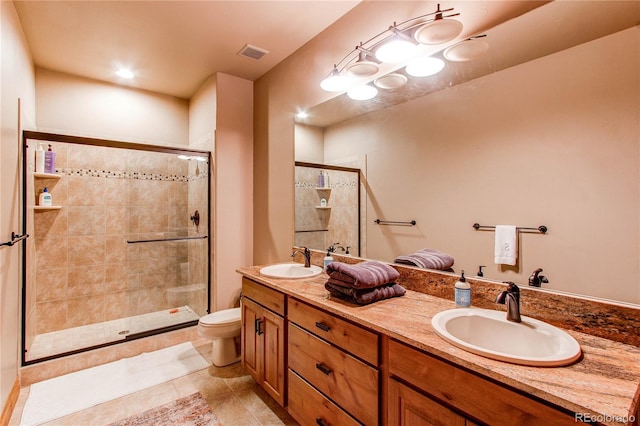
39, 187, 52, 206
454, 270, 471, 307
44, 144, 56, 173
324, 171, 330, 188
35, 143, 45, 173
320, 198, 327, 207
323, 248, 334, 271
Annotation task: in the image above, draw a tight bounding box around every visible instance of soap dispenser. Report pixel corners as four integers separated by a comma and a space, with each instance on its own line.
38, 187, 52, 207
323, 246, 334, 271
454, 270, 471, 307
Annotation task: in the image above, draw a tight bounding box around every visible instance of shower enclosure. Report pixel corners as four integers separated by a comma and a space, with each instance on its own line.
21, 131, 211, 364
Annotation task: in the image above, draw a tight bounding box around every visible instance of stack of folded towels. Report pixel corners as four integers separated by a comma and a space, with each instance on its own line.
394, 248, 454, 271
325, 261, 405, 305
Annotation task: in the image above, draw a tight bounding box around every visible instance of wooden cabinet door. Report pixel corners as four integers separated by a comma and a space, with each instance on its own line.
261, 307, 286, 406
241, 297, 261, 381
388, 379, 466, 426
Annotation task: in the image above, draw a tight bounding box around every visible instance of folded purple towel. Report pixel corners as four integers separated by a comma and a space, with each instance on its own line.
326, 261, 400, 289
325, 282, 406, 305
394, 248, 454, 271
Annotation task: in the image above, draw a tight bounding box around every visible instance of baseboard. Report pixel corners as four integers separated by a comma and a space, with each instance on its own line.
0, 377, 20, 426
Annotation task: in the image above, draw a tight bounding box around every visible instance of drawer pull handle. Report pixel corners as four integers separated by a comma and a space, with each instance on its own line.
316, 418, 327, 426
315, 322, 330, 332
315, 363, 332, 375
255, 318, 264, 335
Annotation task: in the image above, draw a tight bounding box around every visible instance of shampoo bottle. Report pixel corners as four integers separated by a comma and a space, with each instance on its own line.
35, 144, 45, 173
323, 248, 334, 271
44, 144, 56, 173
318, 171, 324, 188
454, 270, 471, 307
38, 187, 52, 207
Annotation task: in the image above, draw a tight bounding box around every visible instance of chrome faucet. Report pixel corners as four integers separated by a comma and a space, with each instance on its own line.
495, 282, 521, 323
291, 246, 311, 268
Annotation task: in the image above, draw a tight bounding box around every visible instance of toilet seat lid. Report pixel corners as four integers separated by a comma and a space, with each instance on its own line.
199, 307, 241, 325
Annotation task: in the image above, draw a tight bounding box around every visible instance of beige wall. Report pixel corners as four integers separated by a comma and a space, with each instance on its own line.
294, 124, 324, 163
0, 0, 36, 411
321, 28, 638, 304
35, 68, 189, 147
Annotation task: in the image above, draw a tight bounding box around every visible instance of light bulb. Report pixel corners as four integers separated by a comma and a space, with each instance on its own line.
116, 68, 134, 79
347, 84, 378, 101
320, 69, 350, 92
375, 37, 417, 63
405, 57, 445, 77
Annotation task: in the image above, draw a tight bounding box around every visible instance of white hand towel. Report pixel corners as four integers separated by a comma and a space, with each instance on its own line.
495, 225, 518, 265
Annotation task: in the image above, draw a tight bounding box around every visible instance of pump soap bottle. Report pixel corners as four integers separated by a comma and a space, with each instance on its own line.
38, 188, 52, 207
323, 247, 334, 271
44, 144, 56, 174
454, 270, 471, 307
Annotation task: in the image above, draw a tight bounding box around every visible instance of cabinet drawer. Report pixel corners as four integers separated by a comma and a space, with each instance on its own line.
289, 297, 378, 365
388, 339, 576, 426
288, 369, 360, 426
289, 323, 379, 426
242, 277, 286, 316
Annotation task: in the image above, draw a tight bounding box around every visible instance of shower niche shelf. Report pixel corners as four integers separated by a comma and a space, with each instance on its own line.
33, 206, 62, 211
34, 172, 61, 179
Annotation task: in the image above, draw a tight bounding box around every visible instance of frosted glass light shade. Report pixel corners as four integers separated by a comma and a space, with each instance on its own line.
405, 57, 445, 77
346, 60, 379, 78
375, 37, 417, 63
414, 19, 463, 45
347, 84, 377, 100
320, 71, 350, 92
444, 39, 489, 62
374, 73, 408, 89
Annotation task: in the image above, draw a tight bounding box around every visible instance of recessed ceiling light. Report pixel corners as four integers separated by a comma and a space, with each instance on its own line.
296, 111, 309, 119
116, 69, 134, 79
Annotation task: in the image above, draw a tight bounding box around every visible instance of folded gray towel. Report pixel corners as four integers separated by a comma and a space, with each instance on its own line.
394, 248, 454, 271
326, 261, 400, 289
325, 282, 406, 305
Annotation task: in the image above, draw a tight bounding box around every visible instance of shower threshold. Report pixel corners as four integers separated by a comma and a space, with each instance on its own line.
26, 306, 200, 362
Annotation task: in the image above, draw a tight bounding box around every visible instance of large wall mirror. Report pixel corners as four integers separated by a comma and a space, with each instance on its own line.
294, 1, 640, 305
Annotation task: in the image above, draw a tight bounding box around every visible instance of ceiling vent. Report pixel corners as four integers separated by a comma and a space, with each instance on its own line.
238, 44, 269, 60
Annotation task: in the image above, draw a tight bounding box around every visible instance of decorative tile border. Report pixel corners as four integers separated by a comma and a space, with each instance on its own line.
55, 168, 209, 182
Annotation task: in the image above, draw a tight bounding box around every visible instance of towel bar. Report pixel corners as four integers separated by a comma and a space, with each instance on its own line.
375, 219, 417, 226
472, 223, 547, 234
127, 235, 208, 244
0, 232, 29, 247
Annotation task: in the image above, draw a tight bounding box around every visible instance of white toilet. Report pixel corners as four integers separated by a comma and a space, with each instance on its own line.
197, 307, 242, 366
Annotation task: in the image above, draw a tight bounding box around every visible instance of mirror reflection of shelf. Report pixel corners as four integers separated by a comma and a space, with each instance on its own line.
34, 172, 61, 179
33, 206, 62, 211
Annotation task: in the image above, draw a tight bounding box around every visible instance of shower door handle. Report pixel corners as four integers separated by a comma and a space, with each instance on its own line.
255, 318, 264, 335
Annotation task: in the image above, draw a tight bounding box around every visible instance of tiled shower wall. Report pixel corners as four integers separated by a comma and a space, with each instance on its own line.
25, 140, 209, 352
295, 166, 359, 255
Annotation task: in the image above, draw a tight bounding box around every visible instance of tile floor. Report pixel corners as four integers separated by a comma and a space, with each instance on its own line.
10, 341, 298, 426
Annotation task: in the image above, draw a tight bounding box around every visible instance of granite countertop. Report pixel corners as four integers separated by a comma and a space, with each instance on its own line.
237, 265, 640, 426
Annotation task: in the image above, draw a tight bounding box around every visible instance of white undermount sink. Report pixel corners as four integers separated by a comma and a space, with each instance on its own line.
259, 263, 323, 279
431, 308, 582, 367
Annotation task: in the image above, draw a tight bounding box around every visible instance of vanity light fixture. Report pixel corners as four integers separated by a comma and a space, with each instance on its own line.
374, 30, 418, 64
320, 67, 351, 92
346, 46, 380, 78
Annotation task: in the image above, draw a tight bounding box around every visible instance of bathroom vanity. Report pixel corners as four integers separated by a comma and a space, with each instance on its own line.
238, 262, 640, 426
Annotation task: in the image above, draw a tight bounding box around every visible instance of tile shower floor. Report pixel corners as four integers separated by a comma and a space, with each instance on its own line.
27, 306, 200, 361
10, 341, 298, 425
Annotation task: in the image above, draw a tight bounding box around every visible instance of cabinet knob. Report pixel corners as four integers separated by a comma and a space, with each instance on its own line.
315, 418, 327, 426
255, 318, 264, 335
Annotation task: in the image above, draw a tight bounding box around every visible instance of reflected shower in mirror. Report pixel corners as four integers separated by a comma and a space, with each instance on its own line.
294, 162, 361, 256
